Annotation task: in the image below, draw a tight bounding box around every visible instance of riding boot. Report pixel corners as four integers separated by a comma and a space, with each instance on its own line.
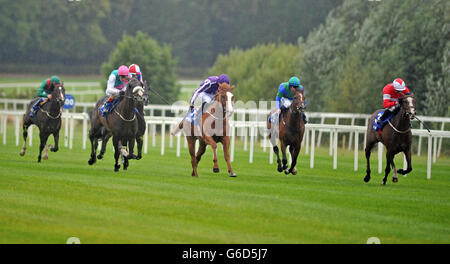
268, 111, 279, 129
30, 98, 44, 117
376, 109, 393, 127
100, 97, 114, 117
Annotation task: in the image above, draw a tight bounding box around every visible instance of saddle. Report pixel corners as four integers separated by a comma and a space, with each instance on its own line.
99, 97, 121, 117
372, 110, 394, 131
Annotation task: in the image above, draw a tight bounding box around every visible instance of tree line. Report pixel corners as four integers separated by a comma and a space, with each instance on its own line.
211, 0, 449, 117
0, 0, 339, 75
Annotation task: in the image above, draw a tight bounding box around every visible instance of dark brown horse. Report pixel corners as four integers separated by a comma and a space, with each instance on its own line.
20, 83, 66, 162
181, 83, 236, 177
268, 90, 306, 175
88, 78, 145, 171
364, 93, 416, 185
96, 79, 149, 161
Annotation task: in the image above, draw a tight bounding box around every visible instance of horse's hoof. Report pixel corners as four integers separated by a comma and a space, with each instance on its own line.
291, 169, 298, 175
392, 177, 398, 183
277, 166, 283, 172
229, 172, 237, 177
19, 151, 25, 156
213, 168, 220, 173
50, 148, 58, 152
43, 155, 48, 160
364, 175, 370, 183
381, 181, 387, 186
284, 169, 290, 175
127, 154, 137, 160
97, 154, 103, 160
114, 165, 120, 172
136, 155, 142, 160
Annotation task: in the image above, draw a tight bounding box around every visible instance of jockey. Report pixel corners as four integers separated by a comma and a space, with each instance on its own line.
189, 74, 230, 113
171, 74, 230, 135
129, 64, 143, 83
375, 78, 410, 126
269, 76, 307, 128
99, 65, 130, 117
30, 75, 61, 118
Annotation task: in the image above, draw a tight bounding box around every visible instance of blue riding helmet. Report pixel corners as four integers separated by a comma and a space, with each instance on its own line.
289, 76, 300, 87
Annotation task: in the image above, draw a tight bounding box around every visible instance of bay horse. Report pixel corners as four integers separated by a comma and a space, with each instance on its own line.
96, 79, 149, 161
364, 93, 416, 185
181, 82, 236, 177
88, 77, 145, 171
268, 90, 306, 175
20, 83, 66, 162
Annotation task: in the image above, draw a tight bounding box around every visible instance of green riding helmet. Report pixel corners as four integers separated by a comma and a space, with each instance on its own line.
288, 76, 300, 87
50, 75, 61, 85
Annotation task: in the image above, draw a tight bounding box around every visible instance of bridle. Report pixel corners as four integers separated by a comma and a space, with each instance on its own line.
388, 93, 416, 134
289, 92, 305, 115
206, 88, 234, 120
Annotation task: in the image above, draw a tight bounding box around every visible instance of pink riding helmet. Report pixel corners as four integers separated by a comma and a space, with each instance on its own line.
118, 65, 129, 76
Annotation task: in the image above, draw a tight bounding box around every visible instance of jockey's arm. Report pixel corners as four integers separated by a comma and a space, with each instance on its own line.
382, 93, 397, 109
106, 74, 120, 96
189, 79, 211, 106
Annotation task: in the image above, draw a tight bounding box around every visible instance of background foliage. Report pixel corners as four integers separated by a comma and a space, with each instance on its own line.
101, 32, 179, 104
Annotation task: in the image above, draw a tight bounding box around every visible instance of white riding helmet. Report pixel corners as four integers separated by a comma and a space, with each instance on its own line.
393, 78, 406, 92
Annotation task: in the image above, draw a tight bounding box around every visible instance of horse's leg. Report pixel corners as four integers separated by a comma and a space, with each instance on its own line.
280, 141, 288, 171
382, 151, 394, 185
127, 135, 136, 160
195, 140, 207, 164
204, 137, 219, 173
97, 133, 111, 160
42, 144, 49, 160
364, 135, 377, 183
391, 158, 398, 183
37, 132, 50, 163
136, 134, 143, 160
88, 129, 99, 165
273, 145, 283, 172
113, 137, 121, 172
287, 145, 300, 175
222, 137, 236, 177
50, 130, 59, 152
397, 146, 412, 175
187, 137, 198, 177
20, 122, 31, 156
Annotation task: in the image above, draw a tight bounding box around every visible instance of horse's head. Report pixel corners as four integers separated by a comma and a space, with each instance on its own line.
399, 93, 416, 120
290, 89, 306, 115
52, 83, 66, 107
127, 77, 145, 103
216, 82, 235, 118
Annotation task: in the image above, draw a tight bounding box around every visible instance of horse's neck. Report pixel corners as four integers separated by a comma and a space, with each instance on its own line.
285, 110, 302, 128
45, 97, 60, 113
118, 94, 135, 119
392, 107, 410, 130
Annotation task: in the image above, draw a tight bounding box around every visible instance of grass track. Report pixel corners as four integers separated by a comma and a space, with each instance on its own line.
0, 125, 449, 244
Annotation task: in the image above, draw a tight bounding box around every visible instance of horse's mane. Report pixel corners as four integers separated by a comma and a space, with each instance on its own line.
219, 82, 231, 90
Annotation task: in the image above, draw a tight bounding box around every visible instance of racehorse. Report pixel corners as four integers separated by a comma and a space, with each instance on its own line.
96, 79, 149, 161
181, 82, 236, 177
268, 90, 306, 175
20, 83, 66, 162
88, 77, 145, 171
364, 93, 416, 185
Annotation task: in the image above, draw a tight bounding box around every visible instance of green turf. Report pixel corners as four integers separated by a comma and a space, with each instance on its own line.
0, 125, 449, 244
